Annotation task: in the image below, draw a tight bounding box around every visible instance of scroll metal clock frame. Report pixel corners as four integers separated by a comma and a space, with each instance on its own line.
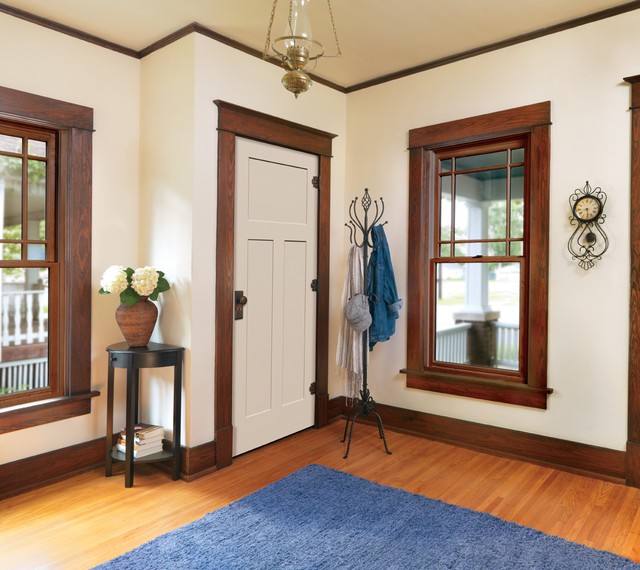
567, 181, 609, 270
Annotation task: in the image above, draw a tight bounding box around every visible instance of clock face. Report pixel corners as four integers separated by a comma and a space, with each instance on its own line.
573, 196, 601, 222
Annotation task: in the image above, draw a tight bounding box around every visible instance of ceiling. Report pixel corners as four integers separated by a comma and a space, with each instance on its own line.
1, 0, 638, 90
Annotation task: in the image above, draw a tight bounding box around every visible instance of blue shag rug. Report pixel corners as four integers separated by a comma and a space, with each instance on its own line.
97, 464, 638, 569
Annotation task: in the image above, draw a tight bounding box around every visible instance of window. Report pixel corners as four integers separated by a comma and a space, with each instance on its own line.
0, 123, 58, 406
402, 102, 551, 409
0, 86, 95, 433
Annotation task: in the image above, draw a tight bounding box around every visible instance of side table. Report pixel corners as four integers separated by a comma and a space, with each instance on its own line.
105, 342, 184, 488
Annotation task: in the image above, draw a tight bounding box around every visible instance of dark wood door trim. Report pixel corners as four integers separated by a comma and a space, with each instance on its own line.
624, 75, 640, 486
213, 101, 336, 468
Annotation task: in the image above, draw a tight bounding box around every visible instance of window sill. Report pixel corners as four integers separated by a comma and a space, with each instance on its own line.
0, 391, 100, 434
401, 369, 551, 409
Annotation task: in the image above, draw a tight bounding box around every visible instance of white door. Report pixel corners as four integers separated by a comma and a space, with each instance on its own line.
233, 137, 317, 456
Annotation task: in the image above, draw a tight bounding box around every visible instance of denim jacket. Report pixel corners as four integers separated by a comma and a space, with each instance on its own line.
367, 224, 402, 350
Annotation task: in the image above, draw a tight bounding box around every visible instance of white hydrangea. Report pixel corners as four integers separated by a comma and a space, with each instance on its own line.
131, 266, 159, 297
100, 265, 128, 295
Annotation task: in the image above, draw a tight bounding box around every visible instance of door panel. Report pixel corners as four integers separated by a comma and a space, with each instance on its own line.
233, 138, 317, 456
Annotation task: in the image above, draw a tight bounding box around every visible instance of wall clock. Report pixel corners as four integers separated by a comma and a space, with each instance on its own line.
567, 181, 608, 270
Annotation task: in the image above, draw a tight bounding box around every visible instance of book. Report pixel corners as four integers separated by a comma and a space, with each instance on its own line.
116, 442, 163, 458
119, 423, 164, 440
118, 432, 164, 445
116, 436, 163, 449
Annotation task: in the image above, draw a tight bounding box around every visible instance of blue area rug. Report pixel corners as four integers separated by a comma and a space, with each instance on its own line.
97, 464, 638, 569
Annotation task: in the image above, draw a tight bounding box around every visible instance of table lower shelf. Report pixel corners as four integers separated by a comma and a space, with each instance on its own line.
110, 446, 174, 463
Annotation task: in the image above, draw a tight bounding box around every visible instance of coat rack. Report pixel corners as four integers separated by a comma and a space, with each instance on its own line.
341, 188, 392, 458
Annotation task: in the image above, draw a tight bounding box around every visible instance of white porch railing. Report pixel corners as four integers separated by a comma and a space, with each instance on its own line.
493, 322, 519, 369
435, 323, 472, 364
0, 357, 48, 394
2, 290, 48, 347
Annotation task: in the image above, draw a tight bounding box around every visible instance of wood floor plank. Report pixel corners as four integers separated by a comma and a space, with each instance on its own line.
1, 421, 640, 569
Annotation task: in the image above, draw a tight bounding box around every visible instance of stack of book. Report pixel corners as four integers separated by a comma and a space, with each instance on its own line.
116, 423, 164, 458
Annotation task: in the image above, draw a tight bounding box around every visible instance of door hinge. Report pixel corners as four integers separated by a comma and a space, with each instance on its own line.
312, 176, 319, 189
309, 382, 317, 395
310, 278, 318, 292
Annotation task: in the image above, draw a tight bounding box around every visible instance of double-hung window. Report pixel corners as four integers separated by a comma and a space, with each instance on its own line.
0, 86, 95, 432
402, 102, 551, 409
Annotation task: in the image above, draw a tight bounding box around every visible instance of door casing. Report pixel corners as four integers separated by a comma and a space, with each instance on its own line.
214, 100, 336, 468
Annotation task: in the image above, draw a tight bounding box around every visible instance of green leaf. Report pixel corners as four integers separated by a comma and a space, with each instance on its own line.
156, 277, 170, 293
120, 288, 141, 307
99, 288, 110, 295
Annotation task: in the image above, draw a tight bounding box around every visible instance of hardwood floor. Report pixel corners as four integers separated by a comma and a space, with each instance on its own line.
2, 421, 640, 568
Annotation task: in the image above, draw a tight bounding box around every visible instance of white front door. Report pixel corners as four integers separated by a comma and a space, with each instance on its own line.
232, 137, 317, 456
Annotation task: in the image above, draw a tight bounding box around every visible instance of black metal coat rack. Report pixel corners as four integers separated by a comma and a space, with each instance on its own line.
341, 188, 392, 459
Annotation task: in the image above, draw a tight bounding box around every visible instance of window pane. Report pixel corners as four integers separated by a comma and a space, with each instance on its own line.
440, 175, 451, 241
434, 261, 520, 370
28, 139, 46, 158
440, 158, 452, 173
0, 155, 23, 242
28, 159, 46, 240
0, 134, 22, 154
440, 244, 451, 257
487, 242, 506, 256
512, 148, 525, 163
0, 267, 49, 397
510, 166, 525, 239
456, 151, 507, 171
456, 169, 507, 241
510, 241, 523, 256
27, 244, 45, 260
2, 243, 21, 260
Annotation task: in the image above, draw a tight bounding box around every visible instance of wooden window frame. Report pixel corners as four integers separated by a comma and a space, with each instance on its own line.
401, 102, 552, 409
0, 86, 97, 433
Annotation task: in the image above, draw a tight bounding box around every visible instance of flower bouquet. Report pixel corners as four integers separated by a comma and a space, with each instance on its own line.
99, 265, 170, 306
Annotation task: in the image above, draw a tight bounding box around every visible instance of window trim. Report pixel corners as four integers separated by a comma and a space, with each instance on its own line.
0, 86, 97, 433
401, 102, 552, 409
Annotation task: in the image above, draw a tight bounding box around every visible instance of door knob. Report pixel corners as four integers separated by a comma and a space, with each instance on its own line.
235, 290, 248, 320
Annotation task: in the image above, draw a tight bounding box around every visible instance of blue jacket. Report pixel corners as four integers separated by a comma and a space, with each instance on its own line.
367, 224, 402, 350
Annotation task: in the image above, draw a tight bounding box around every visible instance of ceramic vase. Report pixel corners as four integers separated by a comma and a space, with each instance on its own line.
115, 298, 158, 347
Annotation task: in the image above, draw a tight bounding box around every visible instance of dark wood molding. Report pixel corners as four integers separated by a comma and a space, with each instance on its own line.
0, 437, 105, 500
0, 2, 138, 58
409, 101, 551, 149
214, 101, 334, 468
346, 2, 640, 93
215, 100, 336, 156
329, 397, 625, 482
0, 86, 93, 131
625, 75, 640, 486
1, 2, 639, 93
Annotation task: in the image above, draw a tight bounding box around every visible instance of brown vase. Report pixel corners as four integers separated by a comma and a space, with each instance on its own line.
115, 298, 158, 347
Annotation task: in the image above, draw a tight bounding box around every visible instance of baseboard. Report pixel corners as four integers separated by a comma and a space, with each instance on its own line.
330, 396, 626, 483
0, 436, 219, 500
0, 438, 106, 501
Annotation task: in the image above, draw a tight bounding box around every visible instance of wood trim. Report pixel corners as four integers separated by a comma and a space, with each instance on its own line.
214, 101, 334, 468
0, 86, 93, 131
3, 2, 638, 94
329, 397, 625, 482
409, 101, 551, 149
215, 100, 336, 157
0, 436, 105, 501
0, 2, 138, 58
626, 75, 640, 486
0, 392, 99, 434
346, 2, 640, 93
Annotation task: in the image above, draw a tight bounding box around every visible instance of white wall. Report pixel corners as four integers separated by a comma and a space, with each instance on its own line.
344, 11, 638, 451
0, 14, 141, 463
